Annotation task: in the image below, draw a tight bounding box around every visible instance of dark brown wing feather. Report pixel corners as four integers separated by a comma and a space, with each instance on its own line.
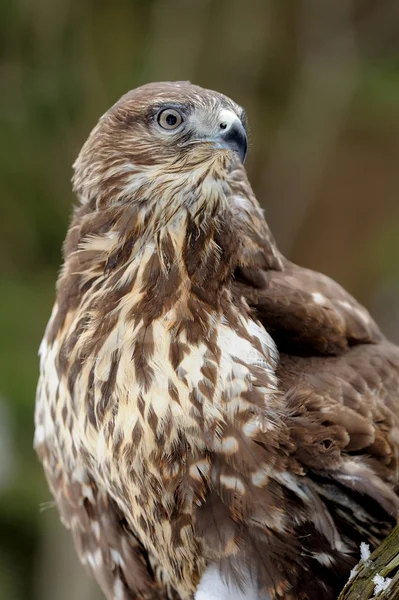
248, 259, 382, 354
280, 342, 399, 480
234, 255, 383, 356
280, 343, 399, 527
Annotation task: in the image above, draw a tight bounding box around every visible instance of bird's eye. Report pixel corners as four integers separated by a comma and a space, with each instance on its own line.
157, 108, 183, 130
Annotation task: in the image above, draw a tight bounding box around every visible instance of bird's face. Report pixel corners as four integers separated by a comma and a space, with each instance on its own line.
116, 81, 248, 164
73, 82, 248, 204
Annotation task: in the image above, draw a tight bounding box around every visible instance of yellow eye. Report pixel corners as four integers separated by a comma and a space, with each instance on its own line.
157, 108, 183, 130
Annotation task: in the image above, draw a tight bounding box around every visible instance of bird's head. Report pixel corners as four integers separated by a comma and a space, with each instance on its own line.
72, 81, 248, 212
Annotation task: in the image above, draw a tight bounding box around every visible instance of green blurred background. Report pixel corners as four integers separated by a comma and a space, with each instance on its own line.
0, 0, 398, 598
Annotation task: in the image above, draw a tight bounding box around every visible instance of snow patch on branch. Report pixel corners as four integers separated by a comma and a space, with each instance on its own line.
372, 574, 392, 597
360, 542, 371, 562
347, 564, 358, 583
346, 541, 372, 585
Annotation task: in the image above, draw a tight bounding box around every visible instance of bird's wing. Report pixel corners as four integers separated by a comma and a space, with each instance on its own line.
228, 164, 399, 489
280, 343, 399, 538
222, 163, 399, 597
240, 258, 383, 355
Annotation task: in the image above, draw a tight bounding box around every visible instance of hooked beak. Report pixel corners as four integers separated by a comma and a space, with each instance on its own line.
217, 119, 248, 163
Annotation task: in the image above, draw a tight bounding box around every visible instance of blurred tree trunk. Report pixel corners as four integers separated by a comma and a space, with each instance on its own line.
260, 0, 358, 255
338, 525, 399, 599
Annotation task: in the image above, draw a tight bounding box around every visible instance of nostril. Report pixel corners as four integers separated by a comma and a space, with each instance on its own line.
219, 122, 227, 130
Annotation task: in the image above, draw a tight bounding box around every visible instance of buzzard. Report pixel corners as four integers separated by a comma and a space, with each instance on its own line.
35, 81, 399, 600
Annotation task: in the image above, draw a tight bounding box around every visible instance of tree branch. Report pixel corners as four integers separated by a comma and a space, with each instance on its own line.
338, 525, 399, 599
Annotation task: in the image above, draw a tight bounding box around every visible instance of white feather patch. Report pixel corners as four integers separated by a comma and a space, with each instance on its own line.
195, 564, 259, 600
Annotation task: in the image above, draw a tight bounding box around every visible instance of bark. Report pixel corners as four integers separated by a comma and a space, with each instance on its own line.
338, 525, 399, 599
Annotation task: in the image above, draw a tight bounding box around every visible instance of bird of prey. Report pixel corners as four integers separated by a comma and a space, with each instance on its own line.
35, 81, 399, 600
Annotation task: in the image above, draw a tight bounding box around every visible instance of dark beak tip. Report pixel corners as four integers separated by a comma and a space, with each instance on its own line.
220, 121, 248, 164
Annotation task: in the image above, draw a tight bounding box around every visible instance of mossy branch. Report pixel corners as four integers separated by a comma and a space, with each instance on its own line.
338, 525, 399, 599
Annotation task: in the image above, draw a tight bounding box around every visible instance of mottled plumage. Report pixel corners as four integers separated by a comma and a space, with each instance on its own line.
35, 82, 399, 600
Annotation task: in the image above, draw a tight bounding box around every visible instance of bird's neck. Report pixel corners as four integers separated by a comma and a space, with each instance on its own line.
53, 167, 241, 348
102, 161, 240, 310
57, 157, 281, 352
130, 155, 232, 235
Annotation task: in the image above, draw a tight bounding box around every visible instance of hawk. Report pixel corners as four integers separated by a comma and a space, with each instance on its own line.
35, 81, 399, 600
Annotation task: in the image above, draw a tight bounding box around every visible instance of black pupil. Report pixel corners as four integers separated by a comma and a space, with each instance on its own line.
166, 113, 177, 126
